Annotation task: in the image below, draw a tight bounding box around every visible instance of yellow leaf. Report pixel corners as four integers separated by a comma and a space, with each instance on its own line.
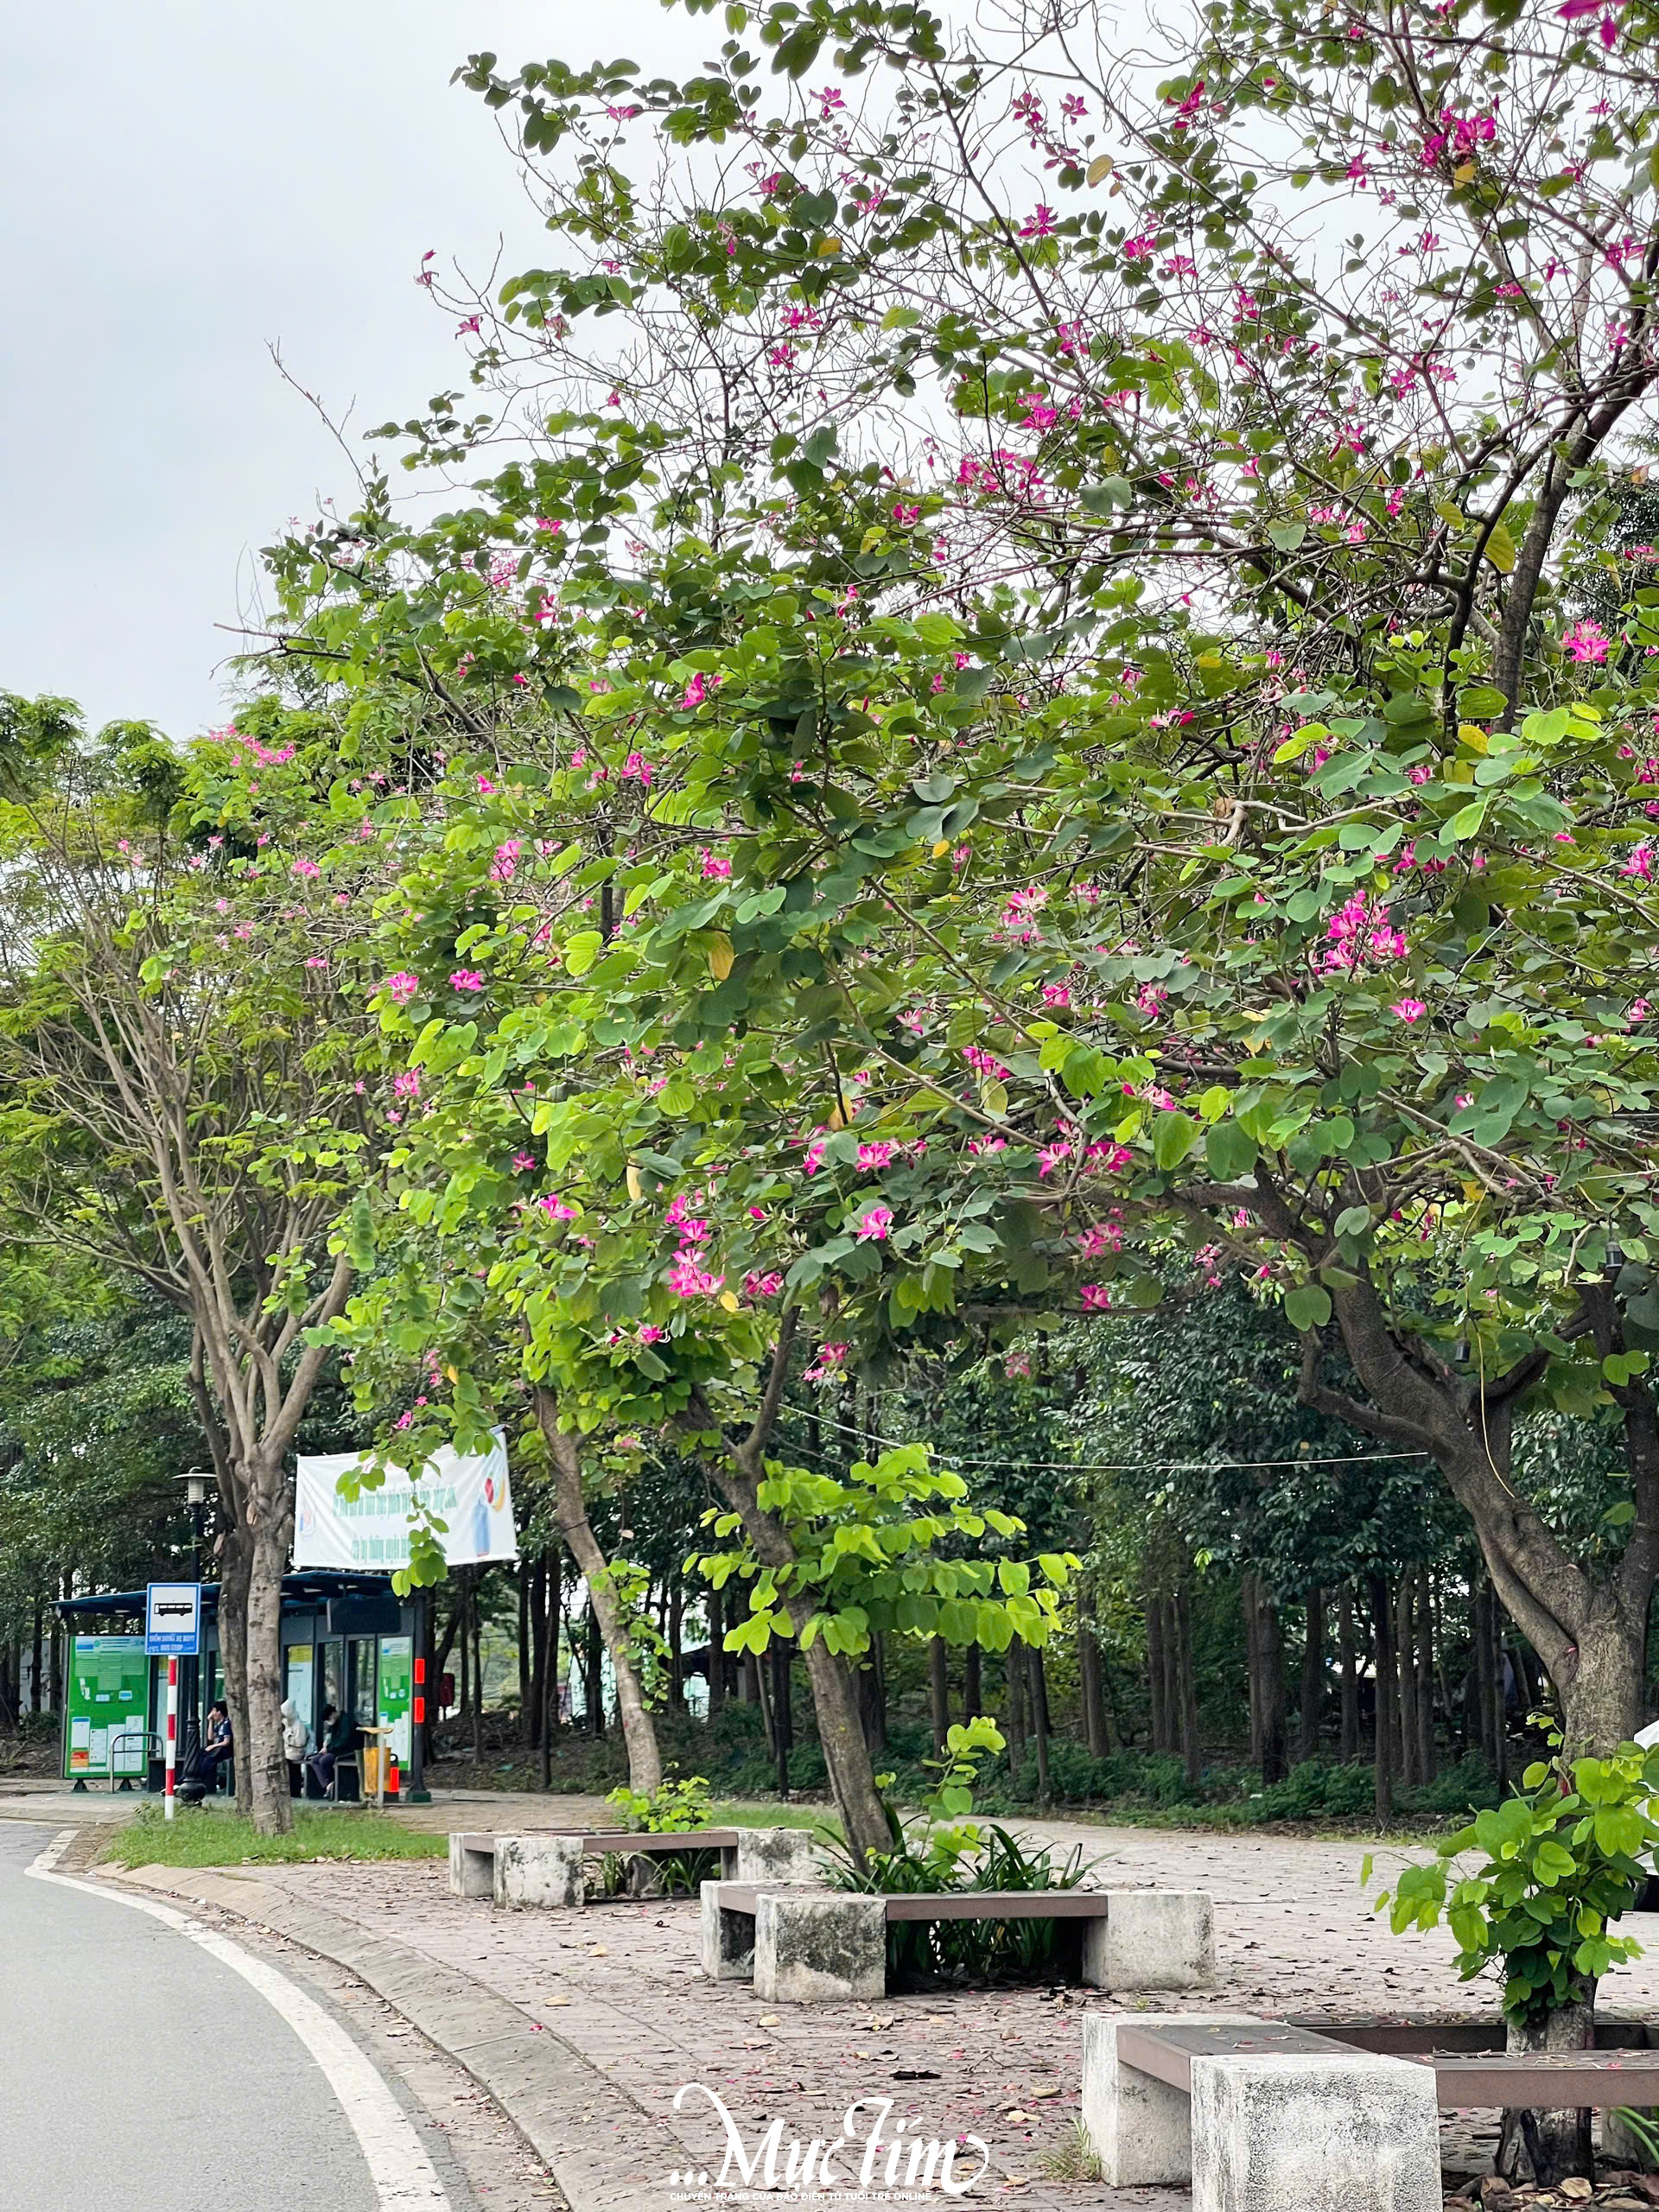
443, 1364, 459, 1385
817, 237, 842, 254
827, 1104, 847, 1131
932, 839, 950, 857
757, 2014, 781, 2027
1087, 155, 1113, 186
708, 932, 734, 982
719, 1291, 740, 1313
1458, 723, 1490, 753
1453, 161, 1475, 183
626, 1162, 644, 1202
1484, 522, 1516, 575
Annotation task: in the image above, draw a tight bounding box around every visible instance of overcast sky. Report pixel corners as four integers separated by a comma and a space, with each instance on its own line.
0, 3, 715, 739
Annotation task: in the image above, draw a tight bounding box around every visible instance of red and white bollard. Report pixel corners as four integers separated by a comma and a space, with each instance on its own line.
164, 1656, 178, 1821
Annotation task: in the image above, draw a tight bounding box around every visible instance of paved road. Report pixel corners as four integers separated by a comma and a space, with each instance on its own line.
0, 1824, 380, 2212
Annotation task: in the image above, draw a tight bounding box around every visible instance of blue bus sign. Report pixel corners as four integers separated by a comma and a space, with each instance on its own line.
145, 1582, 200, 1657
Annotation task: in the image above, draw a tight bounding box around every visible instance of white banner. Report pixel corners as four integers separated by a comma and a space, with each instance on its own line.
292, 1430, 518, 1572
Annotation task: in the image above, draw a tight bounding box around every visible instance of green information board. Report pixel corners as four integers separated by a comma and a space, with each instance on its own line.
378, 1634, 411, 1783
65, 1635, 149, 1780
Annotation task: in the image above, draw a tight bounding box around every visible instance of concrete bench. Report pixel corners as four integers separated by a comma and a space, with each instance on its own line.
1084, 2015, 1443, 2211
448, 1825, 825, 1906
700, 1881, 1214, 2005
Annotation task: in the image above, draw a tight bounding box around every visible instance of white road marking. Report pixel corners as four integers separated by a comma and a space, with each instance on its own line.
29, 1830, 449, 2208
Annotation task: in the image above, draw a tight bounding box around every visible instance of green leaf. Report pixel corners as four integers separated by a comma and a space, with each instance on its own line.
1283, 1284, 1332, 1331
1151, 1110, 1201, 1172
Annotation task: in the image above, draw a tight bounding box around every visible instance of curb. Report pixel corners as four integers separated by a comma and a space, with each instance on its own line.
102, 1862, 689, 2212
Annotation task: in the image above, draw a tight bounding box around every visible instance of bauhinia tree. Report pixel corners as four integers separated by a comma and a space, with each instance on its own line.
0, 699, 394, 1833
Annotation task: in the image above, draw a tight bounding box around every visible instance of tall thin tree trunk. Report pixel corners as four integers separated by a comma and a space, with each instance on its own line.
1399, 1574, 1421, 1790
1173, 1585, 1203, 1789
1370, 1573, 1395, 1826
1030, 1647, 1052, 1803
537, 1395, 662, 1792
707, 1584, 725, 1719
1299, 1586, 1325, 1764
585, 1608, 604, 1739
30, 1597, 42, 1714
929, 1636, 950, 1756
1078, 1621, 1110, 1757
518, 1558, 531, 1741
472, 1585, 485, 1769
1338, 1586, 1360, 1764
771, 1640, 792, 1796
1146, 1592, 1169, 1753
1005, 1639, 1027, 1788
1416, 1568, 1436, 1784
669, 1579, 684, 1710
1255, 1581, 1288, 1787
963, 1641, 982, 1727
1242, 1576, 1264, 1770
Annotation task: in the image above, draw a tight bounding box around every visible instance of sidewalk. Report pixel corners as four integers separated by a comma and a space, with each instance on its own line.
96, 1814, 1659, 2209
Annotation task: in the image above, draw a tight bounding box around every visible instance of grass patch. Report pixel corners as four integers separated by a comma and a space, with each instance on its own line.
103, 1803, 448, 1871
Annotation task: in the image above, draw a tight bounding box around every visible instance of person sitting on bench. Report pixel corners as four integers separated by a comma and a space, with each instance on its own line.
306, 1705, 353, 1795
199, 1701, 233, 1788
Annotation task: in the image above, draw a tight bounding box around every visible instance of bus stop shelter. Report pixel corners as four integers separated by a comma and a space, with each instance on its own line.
54, 1571, 430, 1801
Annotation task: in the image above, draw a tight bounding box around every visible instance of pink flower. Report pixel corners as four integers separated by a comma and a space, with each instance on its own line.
512, 1153, 537, 1172
621, 751, 654, 788
383, 971, 420, 1005
393, 1069, 422, 1099
1080, 1284, 1112, 1310
699, 849, 732, 880
1562, 619, 1611, 664
1391, 998, 1428, 1023
291, 857, 321, 879
743, 1270, 785, 1297
536, 1193, 577, 1221
1624, 844, 1655, 880
1038, 1141, 1073, 1178
449, 969, 486, 993
681, 672, 710, 709
1019, 205, 1058, 238
666, 1254, 726, 1297
856, 1206, 893, 1242
1122, 232, 1157, 262
856, 1141, 895, 1169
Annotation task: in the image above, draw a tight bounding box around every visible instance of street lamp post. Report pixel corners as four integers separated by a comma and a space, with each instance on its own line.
174, 1471, 213, 1775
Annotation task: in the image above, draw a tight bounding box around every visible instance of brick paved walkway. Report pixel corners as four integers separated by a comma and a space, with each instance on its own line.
237, 1815, 1659, 2205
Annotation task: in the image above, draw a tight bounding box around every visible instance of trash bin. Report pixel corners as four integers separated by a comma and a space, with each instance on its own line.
361, 1745, 380, 1799
147, 1756, 166, 1794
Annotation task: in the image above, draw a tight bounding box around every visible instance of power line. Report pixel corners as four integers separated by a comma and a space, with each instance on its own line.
780, 1403, 1430, 1477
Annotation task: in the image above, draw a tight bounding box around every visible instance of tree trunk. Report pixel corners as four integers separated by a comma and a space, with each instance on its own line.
1255, 1583, 1288, 1786
1338, 1586, 1360, 1763
30, 1596, 42, 1714
1370, 1573, 1395, 1826
798, 1636, 890, 1853
669, 1579, 684, 1711
1030, 1647, 1052, 1804
1299, 1586, 1325, 1764
1079, 1621, 1110, 1757
770, 1640, 793, 1796
518, 1559, 531, 1741
1173, 1584, 1203, 1789
471, 1585, 484, 1768
1146, 1592, 1169, 1753
245, 1499, 293, 1838
1417, 1570, 1437, 1784
855, 1634, 887, 1755
962, 1640, 982, 1729
1005, 1638, 1027, 1787
929, 1636, 950, 1757
1497, 1993, 1597, 2188
537, 1393, 662, 1794
584, 1607, 604, 1738
216, 1522, 255, 1821
707, 1583, 725, 1719
1399, 1575, 1421, 1791
1242, 1577, 1264, 1770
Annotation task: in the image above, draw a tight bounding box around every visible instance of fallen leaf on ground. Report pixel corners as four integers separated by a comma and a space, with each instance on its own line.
1030, 2085, 1061, 2100
757, 2015, 781, 2027
544, 1995, 570, 2007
